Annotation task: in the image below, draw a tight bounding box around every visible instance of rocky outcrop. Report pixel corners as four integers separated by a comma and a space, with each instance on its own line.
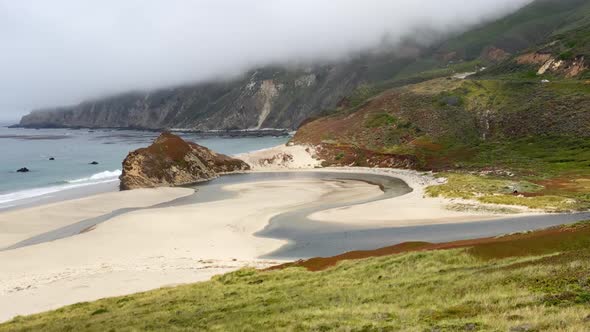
119, 133, 250, 190
515, 52, 553, 66
516, 52, 588, 77
481, 46, 511, 62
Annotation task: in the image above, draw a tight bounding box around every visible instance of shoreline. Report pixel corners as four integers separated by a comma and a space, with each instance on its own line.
0, 176, 383, 321
0, 180, 119, 213
0, 126, 290, 212
0, 143, 583, 322
248, 167, 543, 225
9, 124, 292, 138
0, 187, 195, 249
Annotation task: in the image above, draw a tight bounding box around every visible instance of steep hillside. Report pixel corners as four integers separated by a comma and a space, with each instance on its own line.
436, 0, 590, 61
20, 0, 590, 131
294, 1, 590, 212
19, 52, 421, 131
391, 0, 590, 79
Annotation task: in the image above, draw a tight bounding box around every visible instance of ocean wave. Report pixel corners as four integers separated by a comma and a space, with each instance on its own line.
0, 170, 121, 207
67, 170, 122, 184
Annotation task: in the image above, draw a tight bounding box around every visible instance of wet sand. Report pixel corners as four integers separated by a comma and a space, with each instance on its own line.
0, 187, 194, 249
0, 167, 587, 321
0, 176, 383, 321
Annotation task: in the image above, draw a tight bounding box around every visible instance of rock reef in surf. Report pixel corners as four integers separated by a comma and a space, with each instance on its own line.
119, 132, 250, 190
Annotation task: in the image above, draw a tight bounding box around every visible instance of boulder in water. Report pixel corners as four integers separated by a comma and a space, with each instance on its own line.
119, 132, 250, 190
89, 161, 99, 165
17, 167, 30, 173
49, 157, 55, 161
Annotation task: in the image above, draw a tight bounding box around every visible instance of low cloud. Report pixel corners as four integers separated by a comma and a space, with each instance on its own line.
0, 0, 532, 120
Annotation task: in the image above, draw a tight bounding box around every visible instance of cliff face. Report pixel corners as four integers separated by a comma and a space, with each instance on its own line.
18, 38, 437, 131
119, 132, 249, 190
18, 59, 401, 130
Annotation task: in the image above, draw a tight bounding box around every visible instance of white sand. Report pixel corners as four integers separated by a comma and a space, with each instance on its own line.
240, 145, 536, 227
0, 187, 194, 249
235, 144, 322, 170
0, 143, 538, 321
0, 178, 381, 321
305, 168, 534, 227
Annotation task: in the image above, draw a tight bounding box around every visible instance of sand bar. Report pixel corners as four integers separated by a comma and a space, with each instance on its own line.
0, 178, 381, 321
0, 187, 194, 249
0, 144, 546, 322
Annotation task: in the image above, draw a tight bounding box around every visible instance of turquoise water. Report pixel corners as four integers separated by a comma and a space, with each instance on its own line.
0, 124, 288, 208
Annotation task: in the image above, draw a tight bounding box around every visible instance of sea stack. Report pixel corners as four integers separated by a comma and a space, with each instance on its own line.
119, 132, 250, 190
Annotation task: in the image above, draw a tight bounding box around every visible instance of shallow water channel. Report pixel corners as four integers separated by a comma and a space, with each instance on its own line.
4, 172, 590, 259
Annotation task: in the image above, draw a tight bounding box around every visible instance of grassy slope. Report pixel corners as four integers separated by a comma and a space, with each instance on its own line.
3, 222, 590, 331
293, 0, 590, 212
4, 2, 590, 331
437, 0, 590, 59
315, 0, 590, 119
393, 0, 590, 79
293, 76, 590, 211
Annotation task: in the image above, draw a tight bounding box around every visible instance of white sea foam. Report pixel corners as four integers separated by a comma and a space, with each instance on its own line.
67, 170, 122, 184
0, 170, 121, 208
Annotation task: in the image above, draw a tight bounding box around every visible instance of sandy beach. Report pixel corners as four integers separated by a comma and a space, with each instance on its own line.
0, 187, 194, 249
0, 144, 539, 321
0, 176, 383, 321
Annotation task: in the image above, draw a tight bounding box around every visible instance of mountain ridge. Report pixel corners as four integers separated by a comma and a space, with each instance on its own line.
18, 0, 590, 132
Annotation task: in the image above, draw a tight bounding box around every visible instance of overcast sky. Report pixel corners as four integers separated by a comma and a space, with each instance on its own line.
0, 0, 533, 121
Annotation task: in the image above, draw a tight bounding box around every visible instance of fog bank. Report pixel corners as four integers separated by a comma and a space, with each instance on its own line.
0, 0, 533, 120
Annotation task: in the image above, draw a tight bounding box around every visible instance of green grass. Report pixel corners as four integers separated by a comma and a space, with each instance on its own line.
298, 76, 590, 212
364, 113, 398, 128
466, 136, 590, 175
426, 173, 587, 212
3, 222, 590, 331
425, 173, 542, 198
437, 0, 590, 60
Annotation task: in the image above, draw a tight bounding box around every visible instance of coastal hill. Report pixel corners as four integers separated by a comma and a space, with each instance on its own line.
4, 1, 590, 330
17, 55, 417, 131
18, 0, 589, 131
119, 132, 249, 190
294, 0, 590, 213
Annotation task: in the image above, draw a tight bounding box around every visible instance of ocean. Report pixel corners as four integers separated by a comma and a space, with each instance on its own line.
0, 124, 289, 209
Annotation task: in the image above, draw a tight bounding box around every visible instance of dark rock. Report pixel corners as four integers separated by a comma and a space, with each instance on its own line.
89, 161, 99, 165
49, 157, 55, 161
442, 95, 461, 106
16, 167, 30, 173
463, 323, 477, 331
509, 324, 535, 332
119, 132, 250, 190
